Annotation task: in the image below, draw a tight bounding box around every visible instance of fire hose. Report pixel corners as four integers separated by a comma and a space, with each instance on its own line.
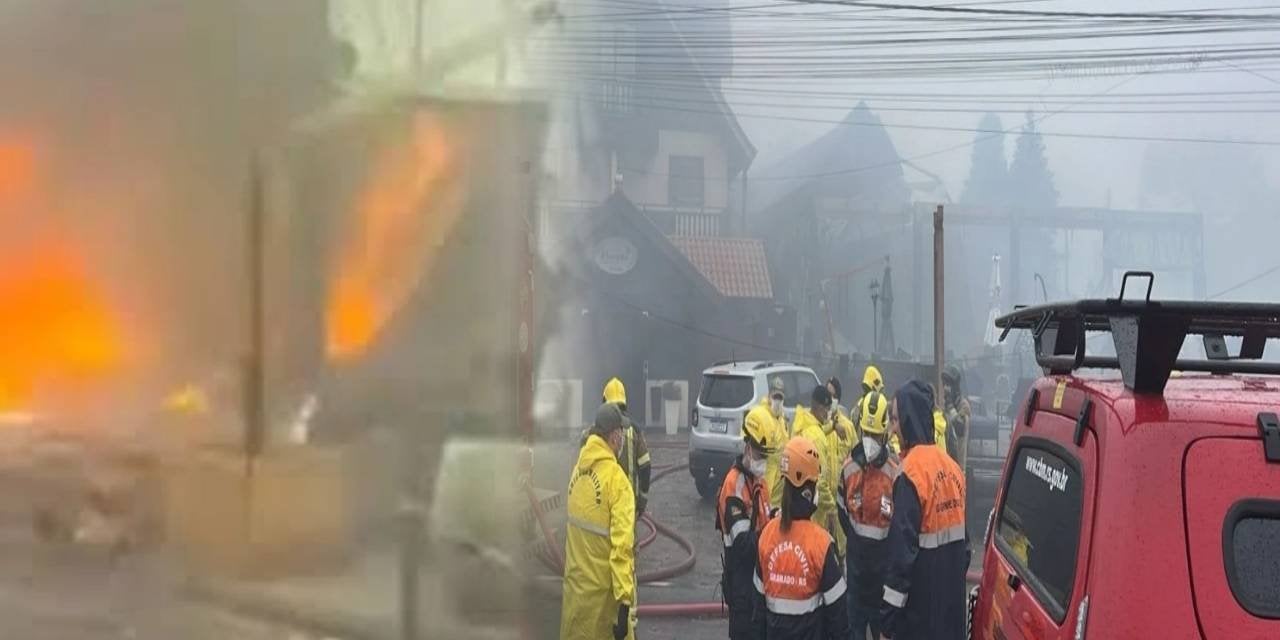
525, 450, 988, 621
526, 458, 728, 618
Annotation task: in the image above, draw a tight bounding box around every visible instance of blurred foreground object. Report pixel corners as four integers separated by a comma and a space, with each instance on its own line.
164, 93, 546, 640
428, 438, 527, 626
164, 445, 350, 578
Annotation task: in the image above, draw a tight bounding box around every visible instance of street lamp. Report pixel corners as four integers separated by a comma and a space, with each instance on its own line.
869, 279, 881, 356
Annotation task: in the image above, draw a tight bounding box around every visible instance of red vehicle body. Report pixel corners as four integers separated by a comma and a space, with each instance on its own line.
970, 367, 1280, 638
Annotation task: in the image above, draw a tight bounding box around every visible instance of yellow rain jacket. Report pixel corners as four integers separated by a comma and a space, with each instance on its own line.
561, 434, 636, 640
748, 398, 788, 511
934, 408, 949, 457
830, 404, 856, 461
791, 406, 844, 558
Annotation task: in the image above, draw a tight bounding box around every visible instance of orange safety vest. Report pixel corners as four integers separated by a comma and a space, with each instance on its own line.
842, 455, 901, 541
901, 444, 966, 549
717, 465, 770, 547
755, 518, 843, 615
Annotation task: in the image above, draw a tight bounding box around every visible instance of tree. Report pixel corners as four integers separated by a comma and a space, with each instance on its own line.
1007, 111, 1058, 212
960, 112, 1008, 206
1006, 111, 1060, 299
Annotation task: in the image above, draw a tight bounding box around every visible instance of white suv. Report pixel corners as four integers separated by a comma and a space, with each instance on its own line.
688, 361, 821, 498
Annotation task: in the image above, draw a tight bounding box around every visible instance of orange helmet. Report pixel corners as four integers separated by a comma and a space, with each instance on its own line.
779, 436, 821, 488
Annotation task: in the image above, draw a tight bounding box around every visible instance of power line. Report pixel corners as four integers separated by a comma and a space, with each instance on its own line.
564, 90, 1280, 115
550, 24, 1280, 49
1209, 264, 1280, 300
546, 63, 1280, 83
600, 82, 1280, 101
582, 100, 1280, 147
617, 69, 1151, 182
562, 0, 1058, 22
784, 0, 1280, 21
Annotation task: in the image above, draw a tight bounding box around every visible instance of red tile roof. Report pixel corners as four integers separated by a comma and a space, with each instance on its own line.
669, 236, 774, 299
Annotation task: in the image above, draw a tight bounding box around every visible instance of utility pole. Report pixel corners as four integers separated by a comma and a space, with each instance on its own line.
244, 155, 266, 476
933, 205, 945, 413
403, 11, 425, 638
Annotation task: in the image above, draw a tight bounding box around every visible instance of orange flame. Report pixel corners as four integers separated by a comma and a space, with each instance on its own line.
0, 242, 127, 409
0, 142, 35, 207
325, 110, 468, 360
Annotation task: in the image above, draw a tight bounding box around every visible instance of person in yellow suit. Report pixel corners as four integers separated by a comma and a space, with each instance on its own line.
752, 377, 789, 511
857, 366, 901, 455
561, 403, 636, 640
601, 378, 652, 517
790, 385, 845, 560
826, 377, 857, 461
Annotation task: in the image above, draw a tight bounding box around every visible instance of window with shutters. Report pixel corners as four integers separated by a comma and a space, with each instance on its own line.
668, 155, 705, 207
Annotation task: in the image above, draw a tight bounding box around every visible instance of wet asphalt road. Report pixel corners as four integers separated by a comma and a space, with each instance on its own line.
636, 436, 731, 640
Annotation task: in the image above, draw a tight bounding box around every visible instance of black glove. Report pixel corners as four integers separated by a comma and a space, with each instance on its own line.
614, 603, 630, 640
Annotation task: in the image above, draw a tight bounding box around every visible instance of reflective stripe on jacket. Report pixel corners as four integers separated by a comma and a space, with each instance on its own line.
840, 440, 901, 611
791, 407, 843, 558
879, 443, 968, 640
718, 462, 770, 640
755, 517, 849, 640
745, 399, 787, 512
841, 451, 901, 542
621, 422, 652, 516
561, 434, 636, 640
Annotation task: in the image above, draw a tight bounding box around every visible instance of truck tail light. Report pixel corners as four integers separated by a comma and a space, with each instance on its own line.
1074, 595, 1090, 640
691, 406, 699, 428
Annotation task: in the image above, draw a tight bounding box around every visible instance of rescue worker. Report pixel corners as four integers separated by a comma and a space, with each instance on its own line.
561, 403, 637, 640
716, 407, 775, 640
856, 365, 896, 453
880, 380, 968, 640
826, 377, 857, 461
924, 383, 951, 459
602, 378, 652, 517
858, 366, 885, 410
838, 390, 900, 639
753, 376, 789, 510
860, 384, 900, 457
754, 436, 849, 640
600, 378, 650, 630
790, 386, 844, 560
941, 365, 971, 462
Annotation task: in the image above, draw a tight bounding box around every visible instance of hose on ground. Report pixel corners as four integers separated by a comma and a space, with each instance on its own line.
527, 457, 729, 618
525, 480, 564, 571
638, 514, 658, 549
636, 512, 697, 584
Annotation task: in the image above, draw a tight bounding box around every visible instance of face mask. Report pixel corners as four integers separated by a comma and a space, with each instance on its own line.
746, 452, 767, 477
770, 398, 784, 415
862, 436, 882, 462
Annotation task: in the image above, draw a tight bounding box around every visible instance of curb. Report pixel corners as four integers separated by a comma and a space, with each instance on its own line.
184, 578, 388, 640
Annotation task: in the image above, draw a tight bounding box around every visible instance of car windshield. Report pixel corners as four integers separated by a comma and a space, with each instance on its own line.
699, 375, 755, 408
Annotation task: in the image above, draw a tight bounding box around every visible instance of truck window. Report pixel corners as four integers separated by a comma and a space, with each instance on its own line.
1224, 500, 1280, 618
699, 375, 754, 409
995, 445, 1084, 622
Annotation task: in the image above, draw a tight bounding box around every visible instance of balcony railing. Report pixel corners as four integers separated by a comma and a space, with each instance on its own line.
600, 80, 632, 115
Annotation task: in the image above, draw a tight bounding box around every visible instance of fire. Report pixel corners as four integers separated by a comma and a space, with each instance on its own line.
0, 242, 127, 409
325, 110, 468, 360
